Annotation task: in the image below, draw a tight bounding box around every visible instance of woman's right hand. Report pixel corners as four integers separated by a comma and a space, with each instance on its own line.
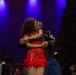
19, 38, 26, 44
42, 41, 49, 48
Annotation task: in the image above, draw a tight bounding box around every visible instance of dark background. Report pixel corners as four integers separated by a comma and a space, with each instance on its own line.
0, 1, 76, 74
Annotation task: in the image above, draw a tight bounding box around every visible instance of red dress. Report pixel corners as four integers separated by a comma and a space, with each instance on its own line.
24, 36, 47, 68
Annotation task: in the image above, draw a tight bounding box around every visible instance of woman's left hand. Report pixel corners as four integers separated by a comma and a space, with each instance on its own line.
42, 41, 49, 48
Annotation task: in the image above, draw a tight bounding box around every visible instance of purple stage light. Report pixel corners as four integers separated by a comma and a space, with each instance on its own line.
25, 0, 40, 18
29, 0, 37, 7
58, 0, 66, 9
28, 0, 39, 11
0, 0, 7, 17
0, 0, 5, 10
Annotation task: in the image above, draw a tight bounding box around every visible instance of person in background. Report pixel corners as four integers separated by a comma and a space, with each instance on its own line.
14, 69, 21, 75
21, 67, 28, 75
36, 21, 62, 75
70, 64, 76, 75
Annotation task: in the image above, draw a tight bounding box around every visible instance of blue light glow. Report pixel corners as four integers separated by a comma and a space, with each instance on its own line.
0, 0, 7, 17
24, 0, 40, 18
58, 0, 66, 9
29, 0, 37, 7
0, 0, 5, 10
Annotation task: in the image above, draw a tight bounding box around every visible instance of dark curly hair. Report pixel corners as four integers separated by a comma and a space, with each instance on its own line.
21, 18, 36, 37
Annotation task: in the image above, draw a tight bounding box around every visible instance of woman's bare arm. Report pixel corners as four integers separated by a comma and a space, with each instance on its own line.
24, 29, 43, 41
25, 41, 43, 48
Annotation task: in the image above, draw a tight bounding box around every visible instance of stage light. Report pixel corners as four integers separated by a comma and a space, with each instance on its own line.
58, 0, 66, 9
25, 0, 40, 18
0, 0, 5, 10
29, 0, 37, 7
0, 0, 8, 18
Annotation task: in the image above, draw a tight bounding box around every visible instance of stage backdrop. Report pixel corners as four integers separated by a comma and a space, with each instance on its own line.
0, 0, 66, 63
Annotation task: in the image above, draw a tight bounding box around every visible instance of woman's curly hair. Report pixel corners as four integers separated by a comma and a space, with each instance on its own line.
21, 18, 36, 37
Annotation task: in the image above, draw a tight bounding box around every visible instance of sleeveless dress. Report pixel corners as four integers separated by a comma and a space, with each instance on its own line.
24, 35, 47, 68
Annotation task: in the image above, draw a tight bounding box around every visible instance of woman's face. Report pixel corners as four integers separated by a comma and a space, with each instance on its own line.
38, 22, 43, 29
34, 20, 38, 31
